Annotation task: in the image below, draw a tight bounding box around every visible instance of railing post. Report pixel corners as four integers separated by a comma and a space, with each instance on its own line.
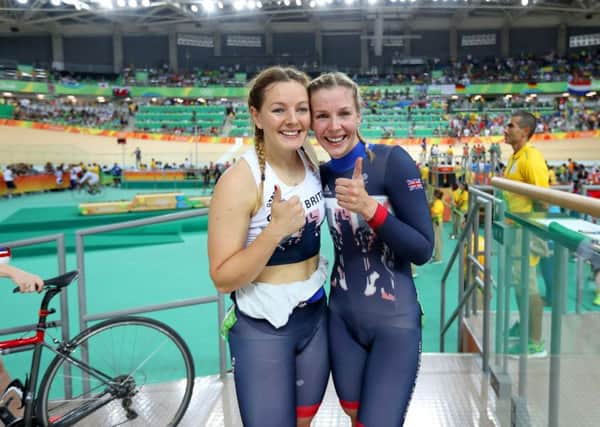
55, 234, 72, 399
518, 228, 530, 399
482, 200, 492, 373
548, 245, 568, 427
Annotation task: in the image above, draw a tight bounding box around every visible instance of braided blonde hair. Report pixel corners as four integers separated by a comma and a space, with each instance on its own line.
247, 66, 311, 212
307, 72, 374, 161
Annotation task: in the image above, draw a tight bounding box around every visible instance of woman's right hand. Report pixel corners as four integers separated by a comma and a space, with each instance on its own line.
5, 266, 44, 293
268, 185, 306, 239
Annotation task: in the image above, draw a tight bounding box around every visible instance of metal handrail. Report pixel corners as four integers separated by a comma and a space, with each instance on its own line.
0, 234, 70, 396
440, 188, 495, 372
0, 234, 67, 340
439, 207, 477, 352
73, 208, 228, 382
492, 177, 600, 218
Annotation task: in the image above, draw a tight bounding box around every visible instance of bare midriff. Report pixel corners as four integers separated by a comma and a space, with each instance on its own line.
254, 254, 320, 285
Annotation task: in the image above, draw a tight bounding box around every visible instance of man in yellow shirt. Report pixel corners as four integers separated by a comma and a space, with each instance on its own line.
548, 164, 557, 185
503, 111, 549, 358
430, 189, 444, 264
451, 183, 461, 239
420, 163, 430, 189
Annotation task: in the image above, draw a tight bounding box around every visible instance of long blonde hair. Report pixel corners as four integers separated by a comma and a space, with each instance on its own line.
307, 72, 374, 161
247, 66, 316, 210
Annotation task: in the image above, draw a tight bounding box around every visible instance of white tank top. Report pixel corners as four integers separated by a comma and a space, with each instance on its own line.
242, 146, 324, 266
234, 146, 326, 328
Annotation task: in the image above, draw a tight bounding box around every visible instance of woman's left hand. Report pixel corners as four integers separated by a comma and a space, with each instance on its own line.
335, 157, 378, 220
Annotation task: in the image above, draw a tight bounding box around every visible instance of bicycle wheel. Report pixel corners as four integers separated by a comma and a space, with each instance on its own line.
38, 317, 195, 427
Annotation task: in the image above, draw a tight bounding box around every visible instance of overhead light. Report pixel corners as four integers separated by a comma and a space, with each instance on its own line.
217, 1, 223, 8
37, 94, 45, 99
17, 0, 28, 4
521, 0, 529, 5
3, 92, 13, 97
586, 91, 597, 97
295, 0, 301, 5
50, 0, 61, 5
203, 0, 215, 11
256, 0, 263, 7
562, 92, 570, 97
117, 0, 126, 7
127, 0, 137, 7
190, 3, 198, 12
141, 0, 150, 6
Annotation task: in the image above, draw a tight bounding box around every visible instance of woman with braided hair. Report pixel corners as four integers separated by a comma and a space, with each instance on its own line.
207, 67, 328, 427
308, 72, 434, 427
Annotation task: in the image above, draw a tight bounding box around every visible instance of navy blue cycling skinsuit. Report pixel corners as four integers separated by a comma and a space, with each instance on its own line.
321, 142, 434, 427
226, 147, 329, 427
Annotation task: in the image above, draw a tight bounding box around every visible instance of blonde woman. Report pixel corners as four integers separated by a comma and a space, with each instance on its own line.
308, 72, 434, 427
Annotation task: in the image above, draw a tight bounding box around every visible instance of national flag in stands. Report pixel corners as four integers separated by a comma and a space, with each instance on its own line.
112, 87, 130, 97
455, 83, 466, 93
524, 81, 539, 94
406, 178, 423, 191
0, 247, 11, 264
568, 76, 592, 96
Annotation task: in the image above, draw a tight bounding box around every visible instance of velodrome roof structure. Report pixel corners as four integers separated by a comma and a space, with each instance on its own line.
0, 0, 598, 33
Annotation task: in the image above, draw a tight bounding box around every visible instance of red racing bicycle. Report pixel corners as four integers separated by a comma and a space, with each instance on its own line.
0, 271, 194, 426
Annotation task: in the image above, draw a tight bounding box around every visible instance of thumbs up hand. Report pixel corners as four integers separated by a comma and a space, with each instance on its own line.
335, 157, 378, 220
269, 185, 306, 239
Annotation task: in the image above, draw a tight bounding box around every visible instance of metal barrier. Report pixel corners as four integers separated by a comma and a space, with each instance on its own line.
439, 185, 501, 375
0, 234, 70, 396
490, 177, 600, 427
73, 208, 228, 387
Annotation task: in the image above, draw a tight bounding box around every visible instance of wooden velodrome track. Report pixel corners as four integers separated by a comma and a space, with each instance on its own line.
1, 125, 598, 166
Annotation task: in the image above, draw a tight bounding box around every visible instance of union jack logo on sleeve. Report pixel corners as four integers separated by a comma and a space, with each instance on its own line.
406, 178, 423, 191
0, 247, 11, 261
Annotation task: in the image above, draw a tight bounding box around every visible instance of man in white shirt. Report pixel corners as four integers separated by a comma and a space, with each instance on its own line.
3, 166, 15, 198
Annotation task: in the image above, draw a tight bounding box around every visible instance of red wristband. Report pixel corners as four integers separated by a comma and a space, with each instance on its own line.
366, 203, 388, 230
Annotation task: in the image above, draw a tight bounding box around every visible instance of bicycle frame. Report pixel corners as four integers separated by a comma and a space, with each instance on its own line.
0, 283, 118, 427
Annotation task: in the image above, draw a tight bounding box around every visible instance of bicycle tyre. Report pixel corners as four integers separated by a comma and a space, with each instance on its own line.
38, 316, 195, 427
